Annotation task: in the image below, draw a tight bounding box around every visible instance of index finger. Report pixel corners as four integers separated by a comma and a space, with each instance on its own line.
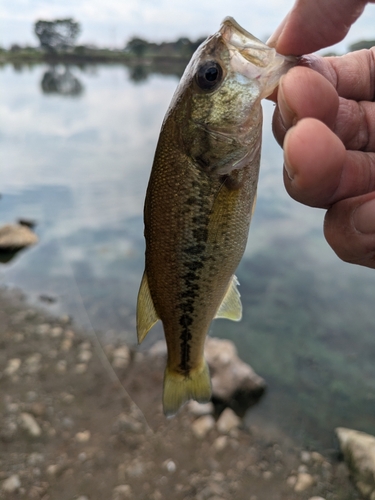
302, 50, 375, 102
268, 0, 374, 55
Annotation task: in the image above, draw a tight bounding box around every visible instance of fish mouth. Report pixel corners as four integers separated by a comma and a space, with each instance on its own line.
220, 16, 255, 43
219, 16, 272, 68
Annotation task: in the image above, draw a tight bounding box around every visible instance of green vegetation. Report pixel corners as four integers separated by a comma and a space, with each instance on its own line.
348, 39, 375, 51
2, 16, 373, 75
0, 18, 206, 67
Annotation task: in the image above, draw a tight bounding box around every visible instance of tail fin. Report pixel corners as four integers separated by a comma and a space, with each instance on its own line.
163, 360, 211, 417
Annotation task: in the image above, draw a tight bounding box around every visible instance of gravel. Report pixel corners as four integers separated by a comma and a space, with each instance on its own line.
0, 287, 363, 500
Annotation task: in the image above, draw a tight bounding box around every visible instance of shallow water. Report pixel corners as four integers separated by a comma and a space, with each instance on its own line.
1, 63, 375, 449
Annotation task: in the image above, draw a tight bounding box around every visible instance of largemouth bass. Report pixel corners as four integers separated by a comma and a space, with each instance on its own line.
137, 17, 295, 416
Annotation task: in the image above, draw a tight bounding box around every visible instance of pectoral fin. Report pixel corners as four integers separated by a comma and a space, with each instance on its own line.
136, 271, 159, 344
215, 275, 242, 321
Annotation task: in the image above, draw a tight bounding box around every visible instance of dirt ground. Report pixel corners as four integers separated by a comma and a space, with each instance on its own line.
0, 287, 361, 500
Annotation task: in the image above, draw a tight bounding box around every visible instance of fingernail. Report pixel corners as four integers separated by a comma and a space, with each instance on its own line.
267, 15, 288, 48
278, 78, 296, 129
283, 130, 295, 181
283, 159, 294, 181
353, 199, 375, 234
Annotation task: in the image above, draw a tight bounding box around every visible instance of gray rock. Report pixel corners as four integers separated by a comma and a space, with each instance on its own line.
36, 323, 51, 336
19, 412, 42, 437
162, 459, 176, 473
301, 450, 312, 463
286, 475, 297, 488
0, 224, 38, 250
191, 415, 215, 439
148, 340, 167, 357
112, 412, 144, 434
75, 363, 87, 374
112, 346, 130, 369
294, 472, 315, 492
187, 401, 214, 416
197, 482, 226, 500
311, 451, 325, 464
50, 326, 63, 338
213, 435, 228, 452
75, 430, 91, 442
47, 464, 65, 476
4, 358, 21, 376
2, 474, 21, 492
126, 460, 145, 478
24, 353, 42, 374
336, 427, 375, 499
263, 470, 273, 480
55, 359, 67, 374
204, 337, 266, 404
60, 338, 73, 352
27, 452, 45, 466
216, 408, 241, 434
0, 419, 18, 442
78, 349, 92, 363
112, 486, 132, 500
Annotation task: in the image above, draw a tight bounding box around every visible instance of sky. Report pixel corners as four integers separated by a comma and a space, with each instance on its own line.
1, 0, 375, 53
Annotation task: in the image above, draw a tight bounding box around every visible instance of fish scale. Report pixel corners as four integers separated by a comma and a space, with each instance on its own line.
137, 17, 296, 416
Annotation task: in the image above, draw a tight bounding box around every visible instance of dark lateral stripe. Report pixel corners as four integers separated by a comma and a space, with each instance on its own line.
178, 314, 193, 373
177, 191, 210, 373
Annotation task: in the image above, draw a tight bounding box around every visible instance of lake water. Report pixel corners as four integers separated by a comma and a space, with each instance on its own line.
1, 62, 375, 450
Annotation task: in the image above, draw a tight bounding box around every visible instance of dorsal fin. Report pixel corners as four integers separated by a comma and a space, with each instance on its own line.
136, 271, 159, 343
215, 275, 242, 321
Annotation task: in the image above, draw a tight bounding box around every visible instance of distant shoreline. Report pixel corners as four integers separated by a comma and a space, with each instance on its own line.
0, 48, 193, 65
0, 49, 193, 80
2, 37, 374, 67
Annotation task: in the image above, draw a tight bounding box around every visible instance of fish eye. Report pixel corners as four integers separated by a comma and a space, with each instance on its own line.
195, 61, 223, 91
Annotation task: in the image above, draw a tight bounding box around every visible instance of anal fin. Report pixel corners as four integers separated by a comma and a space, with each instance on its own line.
214, 274, 242, 322
136, 271, 159, 343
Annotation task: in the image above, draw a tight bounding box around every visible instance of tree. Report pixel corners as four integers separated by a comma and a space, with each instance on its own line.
125, 37, 149, 58
34, 18, 81, 52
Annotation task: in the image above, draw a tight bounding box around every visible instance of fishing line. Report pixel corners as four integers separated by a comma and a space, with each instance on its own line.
58, 242, 152, 434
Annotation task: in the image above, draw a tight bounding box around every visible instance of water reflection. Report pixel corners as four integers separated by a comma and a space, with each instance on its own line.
127, 60, 188, 82
41, 65, 84, 96
129, 64, 150, 83
0, 250, 20, 264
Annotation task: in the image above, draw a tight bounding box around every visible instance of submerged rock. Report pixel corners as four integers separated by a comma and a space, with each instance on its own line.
205, 337, 266, 414
336, 427, 375, 499
0, 224, 38, 261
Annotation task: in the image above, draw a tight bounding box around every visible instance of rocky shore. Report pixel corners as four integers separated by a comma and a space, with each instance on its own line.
0, 287, 364, 499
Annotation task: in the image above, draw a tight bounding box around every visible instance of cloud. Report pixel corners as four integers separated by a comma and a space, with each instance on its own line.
1, 0, 375, 50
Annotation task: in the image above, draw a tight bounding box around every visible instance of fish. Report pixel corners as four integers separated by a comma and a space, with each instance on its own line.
137, 17, 296, 417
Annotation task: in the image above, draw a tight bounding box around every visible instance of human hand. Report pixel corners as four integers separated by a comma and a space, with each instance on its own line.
269, 0, 375, 268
